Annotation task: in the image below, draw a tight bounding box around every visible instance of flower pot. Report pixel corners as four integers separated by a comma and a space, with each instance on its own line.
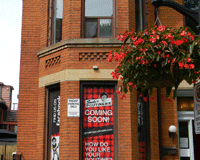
146, 74, 174, 88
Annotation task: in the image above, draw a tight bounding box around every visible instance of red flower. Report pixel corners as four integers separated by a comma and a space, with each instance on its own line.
107, 55, 112, 62
128, 82, 133, 86
184, 63, 189, 69
134, 38, 144, 46
150, 97, 155, 101
139, 94, 143, 97
120, 94, 126, 99
133, 84, 137, 88
179, 30, 186, 36
114, 52, 120, 61
154, 64, 157, 68
161, 40, 167, 46
187, 57, 191, 63
164, 33, 174, 40
178, 62, 183, 69
131, 36, 137, 41
157, 51, 161, 55
172, 58, 176, 63
143, 97, 148, 102
149, 38, 156, 43
111, 72, 120, 80
116, 90, 121, 94
189, 64, 195, 69
157, 25, 167, 32
165, 98, 172, 102
174, 39, 184, 46
192, 80, 197, 84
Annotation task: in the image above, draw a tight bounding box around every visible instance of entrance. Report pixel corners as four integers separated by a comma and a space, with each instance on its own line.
177, 95, 200, 160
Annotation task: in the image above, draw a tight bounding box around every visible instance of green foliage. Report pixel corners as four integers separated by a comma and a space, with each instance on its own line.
108, 25, 200, 99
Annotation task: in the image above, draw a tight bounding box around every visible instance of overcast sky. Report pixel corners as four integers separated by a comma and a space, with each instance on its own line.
0, 0, 22, 103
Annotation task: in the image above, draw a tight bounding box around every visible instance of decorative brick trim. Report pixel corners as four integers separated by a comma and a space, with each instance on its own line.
79, 52, 109, 61
45, 56, 61, 68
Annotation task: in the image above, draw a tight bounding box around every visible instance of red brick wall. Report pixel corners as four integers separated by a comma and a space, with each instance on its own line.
17, 0, 41, 159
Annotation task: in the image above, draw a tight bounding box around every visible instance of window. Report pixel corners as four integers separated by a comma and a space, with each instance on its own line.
9, 125, 17, 133
83, 0, 114, 38
46, 85, 60, 160
48, 0, 63, 45
184, 0, 199, 34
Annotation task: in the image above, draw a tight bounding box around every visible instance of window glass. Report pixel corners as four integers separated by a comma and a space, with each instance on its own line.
100, 19, 112, 37
85, 0, 113, 17
9, 125, 17, 133
184, 0, 199, 34
177, 97, 194, 111
85, 19, 98, 38
54, 0, 63, 43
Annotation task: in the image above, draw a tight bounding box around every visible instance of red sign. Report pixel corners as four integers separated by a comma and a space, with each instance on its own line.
83, 87, 114, 160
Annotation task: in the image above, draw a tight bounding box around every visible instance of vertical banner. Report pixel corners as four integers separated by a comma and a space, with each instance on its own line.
83, 87, 114, 160
137, 92, 150, 160
194, 82, 200, 134
50, 89, 60, 160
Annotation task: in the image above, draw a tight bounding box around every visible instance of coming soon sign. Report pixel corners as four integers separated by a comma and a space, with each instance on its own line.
83, 87, 114, 160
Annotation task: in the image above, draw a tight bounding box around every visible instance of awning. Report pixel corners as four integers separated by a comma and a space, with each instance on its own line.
0, 129, 17, 138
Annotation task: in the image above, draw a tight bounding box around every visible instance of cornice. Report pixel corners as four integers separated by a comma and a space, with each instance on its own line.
37, 38, 123, 58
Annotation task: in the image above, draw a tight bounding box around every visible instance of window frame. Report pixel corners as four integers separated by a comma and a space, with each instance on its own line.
81, 0, 116, 38
48, 0, 63, 45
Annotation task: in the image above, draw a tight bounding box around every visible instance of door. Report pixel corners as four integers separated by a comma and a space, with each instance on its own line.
178, 120, 193, 160
192, 120, 200, 160
80, 81, 118, 160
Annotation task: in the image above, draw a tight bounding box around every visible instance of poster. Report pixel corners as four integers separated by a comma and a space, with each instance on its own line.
50, 92, 60, 160
67, 99, 80, 117
83, 87, 114, 160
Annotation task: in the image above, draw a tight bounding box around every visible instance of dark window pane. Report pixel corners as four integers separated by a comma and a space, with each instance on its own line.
85, 0, 113, 17
179, 122, 189, 137
100, 19, 112, 37
184, 0, 199, 34
0, 124, 7, 130
55, 18, 62, 43
85, 19, 98, 38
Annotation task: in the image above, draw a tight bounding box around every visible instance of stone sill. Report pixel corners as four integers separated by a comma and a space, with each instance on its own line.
37, 38, 124, 58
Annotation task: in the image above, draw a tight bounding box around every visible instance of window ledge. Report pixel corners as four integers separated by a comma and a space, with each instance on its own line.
37, 38, 123, 58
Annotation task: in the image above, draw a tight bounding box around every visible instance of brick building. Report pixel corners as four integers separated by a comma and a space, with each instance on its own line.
0, 82, 17, 133
17, 0, 199, 159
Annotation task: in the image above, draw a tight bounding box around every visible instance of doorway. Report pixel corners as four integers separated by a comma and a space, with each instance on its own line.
177, 93, 200, 160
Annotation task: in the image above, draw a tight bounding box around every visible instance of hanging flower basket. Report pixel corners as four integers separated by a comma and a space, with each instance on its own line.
108, 25, 200, 99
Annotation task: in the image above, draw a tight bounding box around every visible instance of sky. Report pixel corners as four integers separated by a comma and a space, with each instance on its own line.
0, 0, 22, 103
